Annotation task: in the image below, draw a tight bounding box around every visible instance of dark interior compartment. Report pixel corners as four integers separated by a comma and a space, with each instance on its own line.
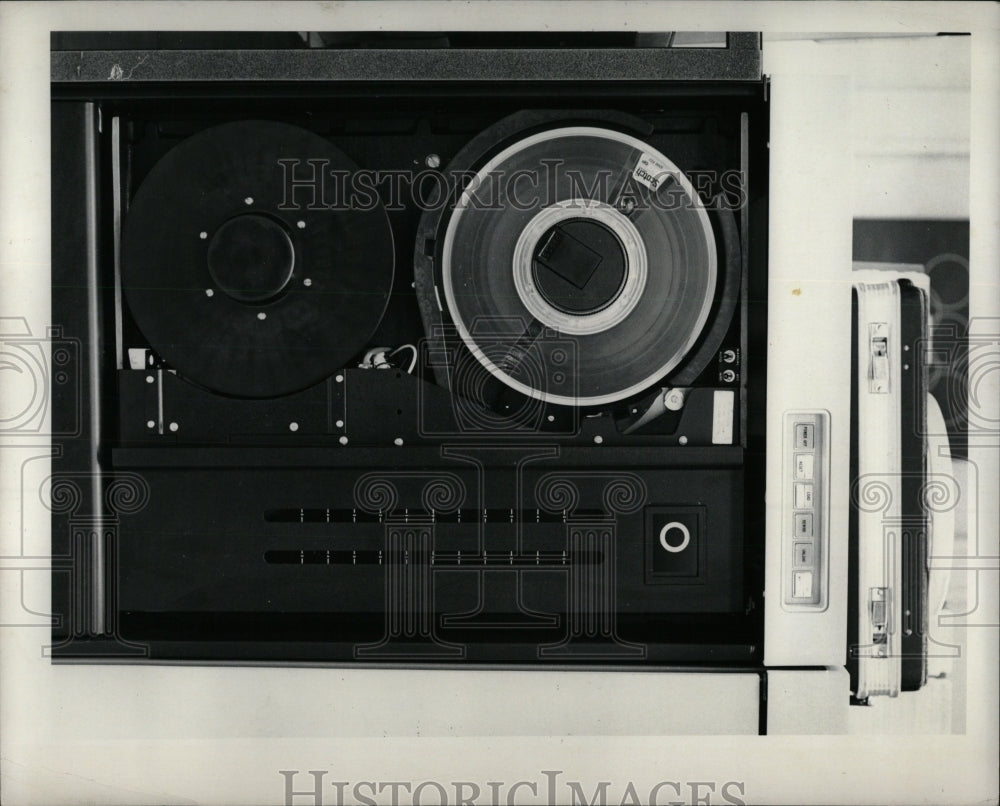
50, 34, 768, 666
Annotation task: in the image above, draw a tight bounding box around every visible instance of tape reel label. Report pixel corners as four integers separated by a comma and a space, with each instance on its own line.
632, 151, 672, 192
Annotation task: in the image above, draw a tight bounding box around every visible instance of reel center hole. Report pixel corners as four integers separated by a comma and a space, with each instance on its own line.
207, 213, 295, 303
531, 217, 627, 315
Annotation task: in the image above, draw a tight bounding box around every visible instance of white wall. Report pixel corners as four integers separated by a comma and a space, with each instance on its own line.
765, 34, 970, 220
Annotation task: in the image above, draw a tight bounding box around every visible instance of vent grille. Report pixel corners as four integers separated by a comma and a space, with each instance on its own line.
264, 507, 608, 524
264, 549, 604, 566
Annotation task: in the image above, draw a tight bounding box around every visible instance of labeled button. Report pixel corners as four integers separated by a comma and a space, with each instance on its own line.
794, 483, 814, 508
794, 542, 814, 567
794, 453, 814, 480
792, 570, 814, 599
794, 423, 815, 449
794, 512, 814, 538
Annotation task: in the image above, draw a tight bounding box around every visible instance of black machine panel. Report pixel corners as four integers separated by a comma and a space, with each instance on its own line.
49, 32, 769, 665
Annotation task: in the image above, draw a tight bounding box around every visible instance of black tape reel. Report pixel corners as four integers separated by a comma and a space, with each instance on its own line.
123, 120, 395, 398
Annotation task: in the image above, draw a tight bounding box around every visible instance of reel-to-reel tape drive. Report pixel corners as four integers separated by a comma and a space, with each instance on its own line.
50, 32, 769, 664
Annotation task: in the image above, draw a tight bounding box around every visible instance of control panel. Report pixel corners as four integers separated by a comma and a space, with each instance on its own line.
782, 411, 829, 610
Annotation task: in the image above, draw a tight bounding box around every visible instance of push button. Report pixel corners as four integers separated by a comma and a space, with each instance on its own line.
793, 542, 813, 567
794, 423, 815, 449
658, 521, 691, 553
647, 510, 700, 579
794, 512, 814, 538
794, 453, 814, 480
792, 570, 814, 599
794, 483, 814, 508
